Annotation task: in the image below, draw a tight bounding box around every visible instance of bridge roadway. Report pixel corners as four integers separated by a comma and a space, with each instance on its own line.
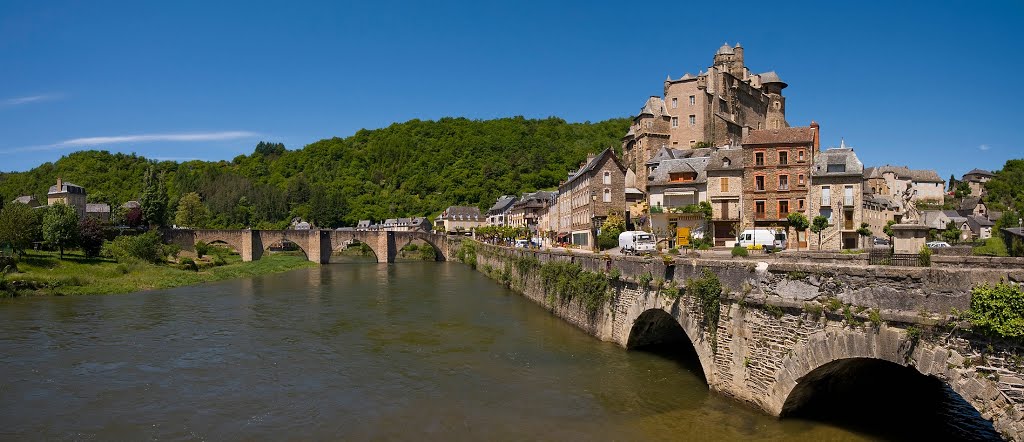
161, 229, 458, 264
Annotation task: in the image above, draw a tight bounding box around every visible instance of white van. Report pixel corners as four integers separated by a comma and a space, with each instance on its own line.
619, 231, 657, 255
736, 229, 787, 251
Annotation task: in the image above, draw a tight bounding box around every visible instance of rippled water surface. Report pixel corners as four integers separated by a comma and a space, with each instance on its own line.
0, 262, 997, 440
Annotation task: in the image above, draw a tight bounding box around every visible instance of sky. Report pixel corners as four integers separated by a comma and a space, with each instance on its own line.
1, 0, 1022, 180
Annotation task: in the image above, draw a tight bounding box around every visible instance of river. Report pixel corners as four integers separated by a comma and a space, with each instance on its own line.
0, 262, 1001, 440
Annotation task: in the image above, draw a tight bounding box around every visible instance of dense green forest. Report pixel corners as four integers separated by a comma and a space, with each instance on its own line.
0, 116, 630, 229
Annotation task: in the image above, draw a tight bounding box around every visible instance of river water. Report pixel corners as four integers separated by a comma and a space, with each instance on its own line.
0, 262, 1000, 440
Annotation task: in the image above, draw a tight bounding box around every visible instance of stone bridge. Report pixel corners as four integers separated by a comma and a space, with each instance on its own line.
470, 243, 1024, 440
161, 229, 458, 264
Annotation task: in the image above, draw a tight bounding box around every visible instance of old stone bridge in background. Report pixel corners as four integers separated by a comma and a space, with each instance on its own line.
471, 243, 1024, 440
161, 229, 458, 264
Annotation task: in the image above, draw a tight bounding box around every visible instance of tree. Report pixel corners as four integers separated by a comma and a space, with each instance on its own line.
140, 166, 168, 228
0, 202, 41, 256
597, 212, 626, 250
856, 222, 872, 249
254, 141, 286, 157
954, 181, 972, 202
174, 192, 210, 229
786, 212, 809, 251
43, 202, 79, 258
948, 174, 957, 192
810, 215, 830, 251
883, 220, 897, 250
942, 220, 962, 244
78, 216, 105, 258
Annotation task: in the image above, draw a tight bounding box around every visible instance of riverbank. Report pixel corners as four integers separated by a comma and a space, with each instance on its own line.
0, 251, 317, 296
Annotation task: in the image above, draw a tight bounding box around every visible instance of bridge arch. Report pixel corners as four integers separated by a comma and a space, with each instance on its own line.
769, 327, 1013, 438
394, 233, 447, 262
623, 305, 715, 387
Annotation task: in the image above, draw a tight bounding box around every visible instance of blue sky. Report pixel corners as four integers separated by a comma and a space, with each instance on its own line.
2, 0, 1022, 180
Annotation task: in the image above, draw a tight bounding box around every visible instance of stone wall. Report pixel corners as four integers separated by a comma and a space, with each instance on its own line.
467, 242, 1024, 440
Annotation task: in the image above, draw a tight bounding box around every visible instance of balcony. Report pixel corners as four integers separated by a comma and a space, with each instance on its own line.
844, 196, 855, 206
779, 184, 790, 191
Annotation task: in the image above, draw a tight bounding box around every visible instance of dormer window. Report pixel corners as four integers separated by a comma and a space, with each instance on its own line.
722, 157, 731, 167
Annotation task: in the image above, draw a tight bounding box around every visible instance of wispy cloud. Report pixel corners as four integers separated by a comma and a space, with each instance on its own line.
1, 93, 63, 107
978, 144, 991, 151
0, 131, 259, 153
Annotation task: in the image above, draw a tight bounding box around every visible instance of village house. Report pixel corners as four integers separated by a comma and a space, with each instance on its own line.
957, 197, 988, 218
647, 156, 709, 246
961, 168, 993, 196
740, 124, 818, 239
85, 203, 111, 223
863, 165, 945, 204
10, 195, 41, 208
47, 177, 87, 219
861, 192, 900, 243
434, 206, 485, 233
485, 195, 518, 226
507, 191, 557, 232
556, 148, 626, 249
966, 215, 994, 240
705, 147, 745, 246
809, 145, 864, 250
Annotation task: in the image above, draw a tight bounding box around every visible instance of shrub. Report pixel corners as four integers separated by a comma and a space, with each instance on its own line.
961, 282, 1024, 341
539, 261, 610, 314
403, 243, 419, 252
731, 246, 748, 257
419, 245, 437, 261
195, 241, 209, 258
764, 304, 784, 319
804, 302, 823, 320
104, 231, 163, 263
918, 244, 932, 267
78, 217, 106, 258
662, 280, 681, 299
179, 257, 199, 272
868, 308, 882, 328
973, 237, 1009, 257
686, 269, 722, 329
825, 297, 843, 312
668, 248, 679, 255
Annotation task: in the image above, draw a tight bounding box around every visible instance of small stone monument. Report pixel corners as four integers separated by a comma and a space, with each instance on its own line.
892, 185, 929, 254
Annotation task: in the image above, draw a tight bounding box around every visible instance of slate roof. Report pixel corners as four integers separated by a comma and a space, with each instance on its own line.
86, 203, 110, 213
638, 96, 667, 117
48, 181, 85, 195
649, 156, 710, 186
963, 168, 993, 178
716, 43, 735, 55
440, 206, 483, 220
565, 148, 624, 185
705, 148, 744, 171
487, 195, 518, 214
958, 197, 983, 212
967, 215, 994, 230
812, 148, 863, 177
872, 165, 943, 182
742, 127, 815, 145
759, 71, 787, 86
12, 195, 38, 205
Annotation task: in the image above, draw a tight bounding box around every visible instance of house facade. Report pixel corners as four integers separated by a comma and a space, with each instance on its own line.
740, 125, 818, 238
647, 156, 709, 246
434, 206, 485, 233
47, 177, 87, 219
556, 148, 626, 249
705, 147, 745, 246
485, 195, 518, 226
961, 168, 993, 196
809, 147, 864, 250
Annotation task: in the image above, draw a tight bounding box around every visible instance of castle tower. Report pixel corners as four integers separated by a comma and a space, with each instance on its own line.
761, 71, 788, 129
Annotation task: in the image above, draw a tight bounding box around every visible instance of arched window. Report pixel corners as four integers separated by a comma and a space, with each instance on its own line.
722, 157, 731, 167
603, 188, 611, 203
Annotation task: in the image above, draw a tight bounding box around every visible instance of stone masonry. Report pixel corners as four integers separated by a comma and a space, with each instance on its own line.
470, 243, 1024, 440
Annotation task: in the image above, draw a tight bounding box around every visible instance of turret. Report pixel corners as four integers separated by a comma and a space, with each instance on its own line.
761, 71, 788, 129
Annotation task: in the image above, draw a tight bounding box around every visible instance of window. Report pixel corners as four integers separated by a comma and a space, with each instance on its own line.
779, 151, 788, 165
755, 152, 765, 166
755, 175, 765, 191
721, 177, 729, 192
603, 171, 611, 185
722, 157, 730, 167
671, 117, 679, 128
798, 150, 805, 162
671, 97, 678, 108
798, 199, 805, 210
798, 174, 805, 186
779, 200, 790, 216
755, 200, 766, 218
821, 207, 833, 224
844, 185, 854, 206
779, 175, 789, 191
821, 186, 831, 206
689, 115, 696, 126
603, 188, 611, 203
689, 95, 695, 106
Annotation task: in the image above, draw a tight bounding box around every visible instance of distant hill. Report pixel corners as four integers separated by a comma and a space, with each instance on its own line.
0, 116, 630, 228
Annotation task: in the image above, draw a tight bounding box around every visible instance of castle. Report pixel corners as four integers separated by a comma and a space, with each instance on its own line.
622, 43, 789, 186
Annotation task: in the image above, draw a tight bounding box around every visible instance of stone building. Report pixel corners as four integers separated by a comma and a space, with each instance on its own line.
434, 206, 485, 233
623, 43, 789, 187
740, 125, 818, 239
647, 156, 710, 246
862, 192, 900, 244
485, 195, 518, 226
556, 148, 626, 249
10, 195, 41, 208
507, 191, 557, 231
705, 147, 745, 246
809, 146, 864, 250
961, 168, 993, 197
863, 165, 945, 204
85, 203, 111, 223
47, 177, 87, 219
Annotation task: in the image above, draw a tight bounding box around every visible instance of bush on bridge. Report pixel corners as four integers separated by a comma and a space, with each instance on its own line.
539, 261, 610, 315
686, 269, 722, 349
961, 282, 1024, 342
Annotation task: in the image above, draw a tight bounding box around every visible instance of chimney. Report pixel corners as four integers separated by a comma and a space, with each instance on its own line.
56, 177, 63, 192
810, 121, 821, 153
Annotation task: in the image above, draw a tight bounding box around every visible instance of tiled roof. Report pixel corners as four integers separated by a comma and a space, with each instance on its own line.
908, 169, 943, 183
705, 148, 744, 170
964, 168, 993, 177
649, 156, 710, 186
742, 127, 815, 145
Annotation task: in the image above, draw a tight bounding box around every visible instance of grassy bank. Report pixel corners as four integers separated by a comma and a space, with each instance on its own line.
0, 250, 317, 296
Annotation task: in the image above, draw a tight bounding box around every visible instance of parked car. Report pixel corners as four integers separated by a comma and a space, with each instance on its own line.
514, 239, 530, 248
872, 237, 890, 247
926, 241, 951, 248
736, 229, 787, 251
